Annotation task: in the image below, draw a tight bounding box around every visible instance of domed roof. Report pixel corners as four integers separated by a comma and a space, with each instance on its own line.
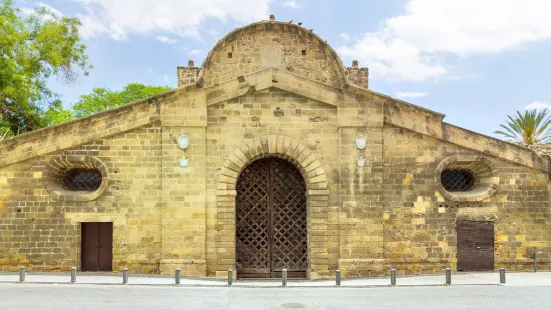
199, 19, 347, 88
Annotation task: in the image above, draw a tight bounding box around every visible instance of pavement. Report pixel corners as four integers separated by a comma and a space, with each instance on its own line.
1, 272, 550, 309
0, 270, 550, 287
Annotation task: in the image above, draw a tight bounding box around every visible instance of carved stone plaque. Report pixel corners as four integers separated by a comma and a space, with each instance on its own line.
261, 45, 282, 68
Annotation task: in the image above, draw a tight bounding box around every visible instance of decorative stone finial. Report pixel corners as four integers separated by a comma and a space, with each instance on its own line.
188, 60, 195, 68
352, 60, 359, 68
269, 14, 275, 21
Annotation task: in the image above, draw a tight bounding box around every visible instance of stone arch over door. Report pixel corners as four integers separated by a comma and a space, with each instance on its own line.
215, 135, 330, 279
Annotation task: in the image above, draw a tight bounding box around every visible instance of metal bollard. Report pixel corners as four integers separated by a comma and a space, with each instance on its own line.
71, 267, 77, 283
390, 269, 396, 286
122, 268, 128, 284
336, 270, 341, 286
530, 247, 537, 272
175, 269, 181, 285
499, 268, 506, 284
445, 268, 451, 285
282, 269, 287, 287
19, 266, 25, 282
228, 269, 233, 286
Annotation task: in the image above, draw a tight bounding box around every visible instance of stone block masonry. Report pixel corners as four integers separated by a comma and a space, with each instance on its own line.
0, 17, 550, 278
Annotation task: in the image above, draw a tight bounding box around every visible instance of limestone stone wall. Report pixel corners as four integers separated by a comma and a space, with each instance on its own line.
336, 125, 551, 277
205, 88, 341, 278
1, 18, 551, 279
381, 126, 549, 275
0, 85, 550, 277
0, 124, 162, 273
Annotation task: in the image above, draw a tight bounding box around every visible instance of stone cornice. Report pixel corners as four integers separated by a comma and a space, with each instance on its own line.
1, 67, 549, 174
0, 90, 176, 167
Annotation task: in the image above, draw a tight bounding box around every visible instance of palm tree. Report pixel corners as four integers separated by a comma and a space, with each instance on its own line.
494, 109, 551, 145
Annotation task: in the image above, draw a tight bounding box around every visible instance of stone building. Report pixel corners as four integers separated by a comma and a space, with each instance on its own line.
0, 16, 550, 279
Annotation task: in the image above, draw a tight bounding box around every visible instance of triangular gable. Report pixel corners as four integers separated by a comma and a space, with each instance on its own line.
205, 68, 341, 107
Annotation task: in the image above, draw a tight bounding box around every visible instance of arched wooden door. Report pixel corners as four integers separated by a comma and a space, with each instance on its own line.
236, 157, 307, 278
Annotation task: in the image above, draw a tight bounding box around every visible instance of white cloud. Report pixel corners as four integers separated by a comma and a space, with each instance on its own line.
146, 68, 154, 74
73, 0, 270, 40
396, 92, 427, 99
525, 101, 551, 110
20, 2, 64, 19
156, 36, 176, 44
37, 2, 63, 17
77, 8, 110, 38
208, 28, 220, 40
188, 49, 203, 55
340, 33, 349, 41
20, 7, 34, 15
338, 0, 551, 82
163, 75, 171, 85
281, 0, 301, 9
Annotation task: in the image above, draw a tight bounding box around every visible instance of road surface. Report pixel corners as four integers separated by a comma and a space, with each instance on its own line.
1, 283, 550, 309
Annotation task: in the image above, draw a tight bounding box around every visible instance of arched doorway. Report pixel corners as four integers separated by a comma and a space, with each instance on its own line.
235, 157, 307, 278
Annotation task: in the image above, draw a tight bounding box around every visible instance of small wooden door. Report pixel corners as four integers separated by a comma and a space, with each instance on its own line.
236, 157, 307, 278
81, 222, 113, 271
456, 221, 494, 271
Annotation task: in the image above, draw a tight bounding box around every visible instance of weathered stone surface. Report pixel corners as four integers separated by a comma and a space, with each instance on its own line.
0, 17, 549, 278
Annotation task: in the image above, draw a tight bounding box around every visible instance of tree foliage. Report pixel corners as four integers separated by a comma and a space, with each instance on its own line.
0, 0, 91, 135
41, 100, 73, 126
0, 116, 12, 139
72, 84, 171, 118
494, 109, 551, 145
39, 83, 171, 127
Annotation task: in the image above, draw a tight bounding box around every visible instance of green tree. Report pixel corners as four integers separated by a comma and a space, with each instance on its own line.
494, 109, 551, 145
41, 100, 73, 126
72, 83, 171, 118
0, 116, 13, 139
0, 0, 91, 135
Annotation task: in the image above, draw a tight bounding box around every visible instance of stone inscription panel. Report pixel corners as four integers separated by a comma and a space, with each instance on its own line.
261, 45, 282, 68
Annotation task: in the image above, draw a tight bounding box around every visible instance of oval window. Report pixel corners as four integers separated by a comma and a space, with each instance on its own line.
62, 168, 102, 191
441, 169, 476, 192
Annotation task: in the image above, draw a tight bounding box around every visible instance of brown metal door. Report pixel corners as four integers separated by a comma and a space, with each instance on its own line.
456, 221, 494, 271
81, 222, 99, 271
81, 222, 113, 271
236, 157, 307, 278
98, 222, 113, 271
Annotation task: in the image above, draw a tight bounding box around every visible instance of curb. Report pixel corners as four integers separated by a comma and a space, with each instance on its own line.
0, 281, 502, 288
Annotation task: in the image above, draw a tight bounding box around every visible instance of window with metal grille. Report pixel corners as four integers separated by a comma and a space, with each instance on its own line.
441, 169, 476, 192
62, 169, 102, 191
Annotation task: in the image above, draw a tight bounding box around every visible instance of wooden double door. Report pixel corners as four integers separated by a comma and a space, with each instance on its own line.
236, 157, 308, 278
456, 221, 494, 271
81, 222, 113, 271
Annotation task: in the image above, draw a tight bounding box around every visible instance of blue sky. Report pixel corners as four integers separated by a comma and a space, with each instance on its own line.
16, 0, 551, 138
